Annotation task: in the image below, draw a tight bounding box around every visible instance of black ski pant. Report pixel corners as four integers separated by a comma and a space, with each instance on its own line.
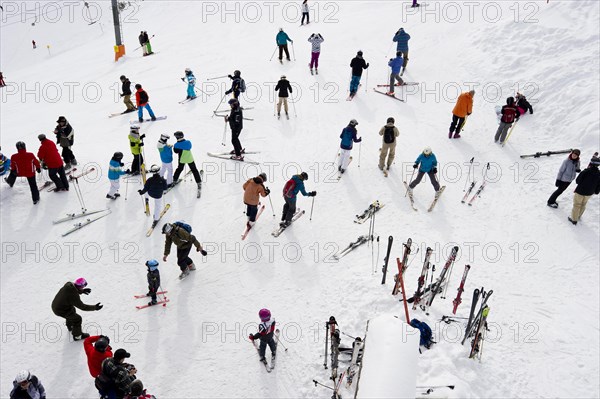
409, 171, 440, 191
246, 203, 258, 222
258, 335, 277, 359
49, 166, 69, 189
131, 153, 144, 174
548, 180, 571, 205
176, 246, 193, 272
173, 162, 202, 183
282, 197, 297, 222
6, 172, 39, 202
301, 12, 309, 24
61, 146, 75, 164
278, 44, 290, 61
449, 114, 465, 136
53, 308, 83, 337
231, 128, 243, 156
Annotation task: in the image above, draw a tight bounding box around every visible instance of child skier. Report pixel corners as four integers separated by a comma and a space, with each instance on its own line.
138, 166, 167, 227
339, 119, 362, 174
162, 222, 207, 279
181, 68, 196, 100
276, 28, 293, 62
144, 260, 161, 306
281, 172, 316, 227
275, 75, 293, 119
349, 51, 369, 98
249, 308, 277, 364
408, 147, 440, 192
135, 84, 156, 122
378, 117, 400, 172
547, 149, 581, 208
128, 126, 145, 175
225, 70, 245, 100
224, 99, 245, 160
107, 152, 128, 200
448, 90, 474, 139
307, 33, 324, 74
386, 52, 404, 96
157, 134, 173, 186
172, 131, 202, 190
54, 116, 77, 168
243, 173, 270, 227
494, 97, 520, 144
5, 141, 41, 204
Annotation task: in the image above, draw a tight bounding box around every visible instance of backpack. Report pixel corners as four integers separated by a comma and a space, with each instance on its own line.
174, 221, 192, 233
139, 90, 149, 104
383, 126, 395, 144
410, 318, 434, 348
502, 106, 517, 124
282, 178, 296, 198
239, 78, 246, 93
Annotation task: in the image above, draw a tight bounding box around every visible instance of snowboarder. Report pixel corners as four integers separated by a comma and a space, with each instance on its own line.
0, 71, 5, 87
301, 0, 310, 25
37, 134, 69, 192
494, 96, 520, 144
249, 308, 277, 363
83, 335, 113, 378
225, 70, 245, 100
5, 141, 41, 204
96, 349, 136, 399
225, 99, 245, 160
32, 40, 36, 49
182, 68, 197, 100
393, 28, 411, 71
568, 155, 600, 225
547, 149, 581, 208
138, 167, 167, 227
54, 116, 77, 168
135, 84, 156, 122
119, 75, 136, 113
243, 173, 270, 227
106, 151, 128, 200
378, 117, 400, 171
386, 52, 405, 96
10, 370, 46, 399
281, 172, 316, 227
338, 119, 362, 174
408, 147, 440, 192
162, 222, 207, 279
124, 380, 156, 399
157, 134, 173, 186
307, 33, 324, 74
172, 131, 202, 189
144, 260, 161, 306
0, 146, 10, 176
51, 277, 103, 341
448, 90, 474, 139
349, 51, 369, 97
128, 126, 145, 175
275, 75, 293, 118
276, 28, 293, 62
516, 92, 534, 115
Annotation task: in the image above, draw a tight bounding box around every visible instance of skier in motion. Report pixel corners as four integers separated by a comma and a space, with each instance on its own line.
249, 309, 277, 364
281, 172, 316, 227
276, 28, 293, 63
408, 147, 440, 192
349, 50, 369, 98
307, 33, 324, 74
225, 70, 244, 100
378, 117, 400, 172
275, 75, 293, 119
243, 173, 270, 228
172, 131, 202, 191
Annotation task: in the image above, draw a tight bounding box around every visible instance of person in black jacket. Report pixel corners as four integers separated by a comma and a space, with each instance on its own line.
225, 98, 244, 160
144, 260, 161, 306
568, 155, 600, 225
96, 349, 137, 399
119, 75, 136, 113
349, 51, 369, 97
138, 31, 147, 56
275, 75, 292, 118
225, 70, 244, 99
138, 166, 167, 227
515, 92, 533, 115
54, 116, 77, 168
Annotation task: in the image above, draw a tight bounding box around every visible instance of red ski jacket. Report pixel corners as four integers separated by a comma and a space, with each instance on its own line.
10, 149, 40, 177
84, 335, 113, 377
37, 138, 64, 169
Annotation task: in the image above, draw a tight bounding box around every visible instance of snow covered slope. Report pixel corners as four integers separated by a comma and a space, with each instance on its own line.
1, 1, 599, 398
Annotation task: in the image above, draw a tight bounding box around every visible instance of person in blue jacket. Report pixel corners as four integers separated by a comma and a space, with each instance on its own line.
0, 146, 10, 176
157, 134, 173, 186
408, 147, 440, 192
106, 152, 129, 200
386, 52, 405, 96
181, 68, 196, 100
276, 28, 293, 63
393, 28, 411, 72
281, 172, 316, 227
338, 119, 362, 173
138, 167, 167, 227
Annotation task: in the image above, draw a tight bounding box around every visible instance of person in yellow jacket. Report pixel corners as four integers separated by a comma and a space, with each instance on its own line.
128, 126, 145, 175
448, 90, 474, 139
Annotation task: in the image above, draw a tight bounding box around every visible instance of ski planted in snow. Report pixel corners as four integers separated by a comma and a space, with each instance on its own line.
462, 288, 493, 345
354, 201, 384, 223
411, 247, 433, 309
242, 204, 266, 240
392, 238, 413, 295
469, 306, 490, 360
427, 185, 446, 212
452, 265, 471, 314
345, 337, 364, 387
464, 288, 481, 340
381, 235, 394, 284
61, 210, 112, 237
146, 204, 171, 237
333, 235, 370, 260
421, 246, 459, 311
272, 210, 305, 237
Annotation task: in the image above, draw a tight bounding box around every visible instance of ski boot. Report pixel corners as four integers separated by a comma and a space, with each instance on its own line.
74, 333, 90, 341
151, 220, 159, 228
148, 299, 158, 306
188, 263, 196, 271
179, 269, 190, 279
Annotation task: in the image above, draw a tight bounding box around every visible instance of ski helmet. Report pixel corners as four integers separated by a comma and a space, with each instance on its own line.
174, 131, 184, 139
228, 98, 239, 107
357, 50, 363, 56
145, 259, 159, 270
15, 370, 30, 384
130, 380, 144, 396
233, 70, 241, 77
149, 164, 160, 174
185, 68, 191, 74
159, 134, 169, 144
119, 75, 126, 80
259, 308, 271, 322
162, 223, 173, 234
16, 141, 26, 150
423, 147, 432, 155
349, 119, 358, 127
300, 172, 308, 181
259, 172, 267, 182
56, 116, 66, 123
387, 117, 395, 124
113, 152, 124, 161
74, 277, 88, 288
94, 336, 110, 352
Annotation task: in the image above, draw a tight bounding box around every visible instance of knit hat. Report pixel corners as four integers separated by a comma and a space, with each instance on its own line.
590, 155, 600, 166
114, 349, 131, 360
38, 134, 46, 141
300, 172, 308, 180
159, 134, 169, 144
174, 131, 184, 139
259, 173, 267, 182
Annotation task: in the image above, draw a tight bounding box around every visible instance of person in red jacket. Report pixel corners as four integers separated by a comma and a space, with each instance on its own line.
84, 335, 113, 378
134, 84, 156, 123
5, 141, 41, 204
37, 134, 69, 191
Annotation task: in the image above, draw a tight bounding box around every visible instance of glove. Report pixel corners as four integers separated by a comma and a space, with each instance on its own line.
200, 249, 208, 256
138, 190, 143, 195
555, 179, 561, 187
95, 303, 103, 310
529, 110, 533, 115
228, 74, 233, 79
140, 134, 146, 140
291, 40, 294, 43
120, 93, 124, 97
181, 77, 185, 82
162, 255, 168, 261
125, 169, 131, 174
309, 191, 317, 197
265, 187, 271, 196
36, 168, 41, 173
249, 334, 255, 341
432, 167, 438, 174
413, 164, 418, 169
139, 142, 144, 147
357, 137, 362, 143
366, 63, 370, 67
467, 112, 472, 116
225, 89, 232, 95
576, 169, 581, 173
82, 288, 92, 295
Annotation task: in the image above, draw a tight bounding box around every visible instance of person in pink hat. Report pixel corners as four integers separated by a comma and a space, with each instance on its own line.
51, 278, 103, 341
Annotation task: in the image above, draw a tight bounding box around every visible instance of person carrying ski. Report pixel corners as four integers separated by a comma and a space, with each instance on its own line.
5, 141, 41, 204
96, 349, 136, 399
182, 68, 196, 100
10, 370, 46, 399
276, 28, 293, 62
37, 133, 69, 192
51, 278, 103, 341
393, 28, 411, 71
243, 173, 269, 227
408, 147, 440, 192
225, 70, 244, 100
386, 52, 405, 96
349, 51, 369, 97
107, 151, 128, 200
161, 222, 207, 279
275, 75, 293, 118
124, 380, 156, 399
83, 335, 113, 378
172, 131, 202, 189
54, 116, 77, 168
515, 92, 533, 115
301, 0, 310, 25
119, 75, 136, 113
144, 260, 161, 306
547, 149, 581, 208
494, 96, 520, 144
138, 166, 167, 227
128, 126, 145, 175
378, 117, 400, 171
339, 119, 362, 174
568, 155, 600, 225
281, 172, 316, 227
225, 99, 245, 160
307, 33, 324, 74
0, 146, 10, 176
249, 308, 277, 363
448, 90, 474, 139
157, 134, 173, 186
134, 84, 156, 122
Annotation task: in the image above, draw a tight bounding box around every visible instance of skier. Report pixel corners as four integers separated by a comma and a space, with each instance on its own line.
307, 33, 324, 74
393, 28, 411, 72
275, 75, 293, 119
225, 70, 245, 100
135, 84, 156, 122
142, 31, 153, 55
0, 146, 10, 176
144, 260, 161, 306
243, 173, 270, 227
157, 134, 174, 186
494, 96, 520, 144
181, 68, 196, 100
162, 222, 207, 279
225, 99, 245, 160
37, 133, 69, 192
386, 52, 405, 96
301, 0, 310, 25
124, 380, 156, 399
107, 151, 129, 200
54, 116, 77, 168
10, 370, 46, 399
128, 126, 145, 175
0, 71, 5, 87
378, 117, 400, 172
568, 155, 600, 225
349, 51, 369, 97
5, 141, 41, 205
408, 147, 440, 192
515, 92, 534, 115
138, 167, 167, 227
138, 31, 147, 56
32, 40, 36, 49
276, 28, 293, 62
281, 172, 316, 227
547, 149, 581, 208
51, 277, 103, 341
119, 75, 136, 113
83, 335, 113, 378
249, 308, 277, 363
172, 131, 202, 190
338, 119, 362, 174
448, 90, 474, 139
96, 349, 136, 399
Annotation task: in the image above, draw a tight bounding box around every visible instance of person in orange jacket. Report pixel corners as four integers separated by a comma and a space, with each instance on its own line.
448, 90, 474, 139
83, 335, 113, 378
242, 173, 270, 228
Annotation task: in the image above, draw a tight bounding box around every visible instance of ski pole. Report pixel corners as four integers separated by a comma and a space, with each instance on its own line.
133, 34, 155, 51
269, 46, 278, 61
268, 192, 275, 217
312, 380, 335, 391
358, 141, 362, 168
222, 120, 228, 146
124, 172, 129, 200
273, 97, 277, 116
384, 41, 394, 58
405, 168, 416, 197
207, 75, 229, 81
365, 67, 368, 93
416, 385, 455, 390
290, 92, 297, 117
212, 93, 227, 117
158, 284, 168, 306
291, 42, 296, 61
275, 333, 288, 352
464, 156, 474, 191
309, 196, 315, 221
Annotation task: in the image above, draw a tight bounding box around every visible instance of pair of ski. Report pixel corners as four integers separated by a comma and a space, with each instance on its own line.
61, 209, 113, 237
241, 204, 266, 240
337, 157, 352, 179
332, 235, 370, 260
179, 97, 197, 104
391, 238, 413, 295
134, 291, 169, 309
272, 209, 305, 237
462, 162, 489, 206
206, 151, 260, 165
403, 182, 446, 212
214, 107, 253, 115
461, 288, 493, 357
520, 149, 573, 158
108, 109, 137, 118
146, 204, 171, 236
252, 329, 280, 372
354, 201, 384, 224
39, 167, 87, 191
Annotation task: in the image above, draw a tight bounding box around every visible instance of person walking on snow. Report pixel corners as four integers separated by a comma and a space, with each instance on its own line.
5, 141, 41, 204
448, 90, 474, 139
10, 371, 46, 399
83, 335, 112, 378
135, 84, 156, 122
339, 119, 362, 174
157, 134, 173, 186
181, 68, 196, 100
37, 133, 69, 192
172, 131, 202, 189
393, 28, 410, 72
243, 173, 270, 228
32, 40, 36, 49
568, 155, 600, 225
301, 0, 310, 25
276, 28, 293, 62
119, 75, 136, 113
494, 96, 520, 144
281, 172, 316, 227
51, 277, 103, 341
225, 99, 245, 160
128, 126, 145, 175
138, 167, 167, 228
386, 52, 405, 96
54, 116, 77, 168
307, 33, 324, 74
547, 149, 581, 208
275, 75, 293, 118
0, 72, 5, 87
349, 51, 369, 97
162, 222, 207, 279
225, 70, 245, 100
106, 151, 128, 200
144, 260, 161, 306
408, 147, 440, 192
378, 117, 400, 171
249, 309, 277, 363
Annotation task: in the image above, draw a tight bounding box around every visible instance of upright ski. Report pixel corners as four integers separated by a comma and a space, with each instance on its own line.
469, 306, 490, 359
411, 247, 433, 309
392, 238, 412, 295
381, 235, 394, 284
452, 265, 470, 314
421, 246, 459, 311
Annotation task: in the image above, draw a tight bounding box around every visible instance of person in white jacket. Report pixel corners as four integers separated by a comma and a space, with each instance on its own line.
308, 33, 324, 74
547, 149, 580, 208
301, 0, 310, 25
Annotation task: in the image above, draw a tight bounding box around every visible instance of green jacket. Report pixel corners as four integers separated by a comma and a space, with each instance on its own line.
129, 134, 142, 155
51, 282, 96, 314
164, 226, 202, 256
